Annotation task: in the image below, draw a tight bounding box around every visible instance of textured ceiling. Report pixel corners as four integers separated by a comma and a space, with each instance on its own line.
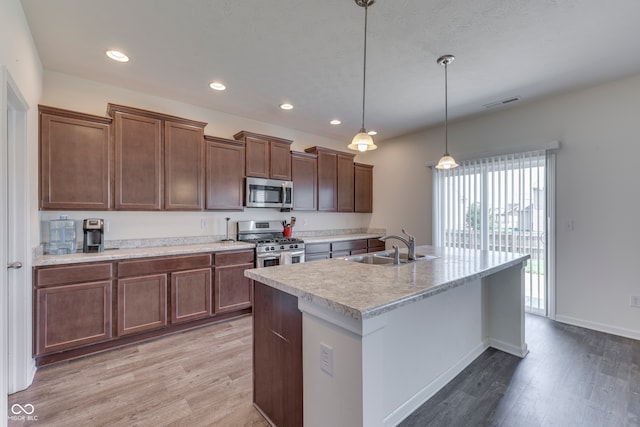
20, 0, 640, 142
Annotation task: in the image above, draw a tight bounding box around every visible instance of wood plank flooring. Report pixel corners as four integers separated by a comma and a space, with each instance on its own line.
401, 314, 640, 427
9, 314, 640, 426
8, 315, 268, 427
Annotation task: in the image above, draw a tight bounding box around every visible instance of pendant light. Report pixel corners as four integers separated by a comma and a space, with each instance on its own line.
435, 54, 459, 169
348, 0, 377, 152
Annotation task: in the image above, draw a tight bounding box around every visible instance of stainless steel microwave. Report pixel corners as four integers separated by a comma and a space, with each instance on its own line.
245, 177, 293, 209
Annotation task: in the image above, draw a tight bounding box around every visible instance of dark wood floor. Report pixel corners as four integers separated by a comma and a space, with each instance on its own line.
9, 314, 640, 426
401, 314, 640, 427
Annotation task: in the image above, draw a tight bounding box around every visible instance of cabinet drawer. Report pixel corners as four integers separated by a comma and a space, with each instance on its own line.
118, 254, 211, 277
36, 263, 114, 287
368, 238, 385, 252
305, 243, 331, 254
332, 239, 367, 252
214, 250, 254, 266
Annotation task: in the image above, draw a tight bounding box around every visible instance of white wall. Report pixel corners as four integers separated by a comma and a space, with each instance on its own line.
370, 73, 640, 339
39, 71, 377, 240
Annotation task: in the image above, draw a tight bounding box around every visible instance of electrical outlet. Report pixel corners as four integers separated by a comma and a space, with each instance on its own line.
320, 343, 334, 376
200, 219, 206, 229
630, 296, 640, 308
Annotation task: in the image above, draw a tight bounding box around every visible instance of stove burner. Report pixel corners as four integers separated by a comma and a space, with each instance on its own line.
253, 237, 303, 245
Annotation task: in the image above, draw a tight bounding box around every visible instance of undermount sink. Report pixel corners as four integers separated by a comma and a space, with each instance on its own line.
344, 254, 396, 265
343, 251, 439, 266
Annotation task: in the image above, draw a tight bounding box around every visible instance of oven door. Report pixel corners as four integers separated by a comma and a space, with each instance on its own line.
257, 250, 305, 267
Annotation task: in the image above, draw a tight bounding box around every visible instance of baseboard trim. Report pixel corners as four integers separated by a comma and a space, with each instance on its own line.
555, 315, 640, 341
383, 339, 489, 427
488, 338, 529, 358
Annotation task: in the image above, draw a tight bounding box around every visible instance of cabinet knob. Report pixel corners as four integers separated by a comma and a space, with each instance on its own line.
7, 261, 22, 269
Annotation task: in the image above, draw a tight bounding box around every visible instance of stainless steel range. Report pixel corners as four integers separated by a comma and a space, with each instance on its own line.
237, 220, 305, 267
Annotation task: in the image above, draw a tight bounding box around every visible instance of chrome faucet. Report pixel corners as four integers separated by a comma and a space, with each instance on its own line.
379, 228, 416, 261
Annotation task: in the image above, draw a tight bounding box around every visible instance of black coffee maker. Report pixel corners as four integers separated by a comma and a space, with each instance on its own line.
83, 218, 104, 253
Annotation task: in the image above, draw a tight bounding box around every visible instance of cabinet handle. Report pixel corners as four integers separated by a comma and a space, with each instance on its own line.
271, 329, 289, 343
7, 261, 23, 269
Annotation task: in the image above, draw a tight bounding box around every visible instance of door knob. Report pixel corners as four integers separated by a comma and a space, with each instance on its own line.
7, 261, 22, 269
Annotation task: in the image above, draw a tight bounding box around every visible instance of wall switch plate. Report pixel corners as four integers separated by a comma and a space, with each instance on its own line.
630, 296, 640, 308
320, 343, 334, 376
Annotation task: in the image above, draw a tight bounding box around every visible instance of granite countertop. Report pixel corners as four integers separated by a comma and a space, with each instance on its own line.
245, 245, 529, 321
33, 232, 385, 267
34, 241, 255, 266
301, 233, 384, 244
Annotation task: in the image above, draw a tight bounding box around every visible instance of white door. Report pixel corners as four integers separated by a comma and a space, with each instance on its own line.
2, 68, 32, 424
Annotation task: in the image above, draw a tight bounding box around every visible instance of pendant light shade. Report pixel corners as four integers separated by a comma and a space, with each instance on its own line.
348, 0, 377, 152
348, 129, 376, 152
435, 54, 458, 169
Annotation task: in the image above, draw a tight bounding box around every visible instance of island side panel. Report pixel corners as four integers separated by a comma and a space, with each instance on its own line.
253, 281, 303, 427
484, 262, 528, 357
298, 278, 489, 427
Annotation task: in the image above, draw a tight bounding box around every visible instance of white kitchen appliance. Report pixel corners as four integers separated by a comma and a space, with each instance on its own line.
237, 220, 304, 267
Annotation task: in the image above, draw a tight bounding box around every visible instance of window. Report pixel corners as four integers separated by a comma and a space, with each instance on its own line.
433, 150, 553, 315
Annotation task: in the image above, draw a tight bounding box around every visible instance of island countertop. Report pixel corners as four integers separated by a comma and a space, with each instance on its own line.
245, 245, 529, 320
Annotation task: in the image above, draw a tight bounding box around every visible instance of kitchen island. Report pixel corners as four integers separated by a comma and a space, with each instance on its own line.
245, 245, 529, 427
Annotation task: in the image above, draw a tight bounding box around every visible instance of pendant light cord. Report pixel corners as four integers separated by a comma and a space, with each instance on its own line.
361, 2, 368, 131
444, 60, 449, 155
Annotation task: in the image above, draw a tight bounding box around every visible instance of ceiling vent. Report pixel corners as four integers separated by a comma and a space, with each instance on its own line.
483, 96, 521, 109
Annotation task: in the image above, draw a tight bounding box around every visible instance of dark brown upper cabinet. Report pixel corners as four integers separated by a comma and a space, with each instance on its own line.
234, 131, 292, 180
304, 147, 355, 212
354, 163, 373, 213
39, 106, 112, 210
291, 151, 317, 211
108, 104, 206, 211
205, 136, 245, 211
337, 153, 355, 212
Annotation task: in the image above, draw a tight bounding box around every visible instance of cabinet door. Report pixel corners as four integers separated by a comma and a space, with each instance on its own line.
317, 150, 337, 211
270, 140, 292, 180
171, 268, 212, 324
355, 163, 373, 213
164, 121, 204, 210
205, 137, 245, 210
291, 152, 317, 211
214, 263, 253, 314
114, 112, 163, 210
253, 282, 303, 427
36, 281, 112, 355
117, 274, 167, 336
245, 137, 269, 178
337, 153, 355, 212
39, 109, 111, 210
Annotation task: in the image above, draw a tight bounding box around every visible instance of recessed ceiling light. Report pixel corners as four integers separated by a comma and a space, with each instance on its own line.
106, 50, 129, 62
367, 130, 377, 136
330, 119, 341, 125
209, 82, 226, 91
280, 103, 294, 110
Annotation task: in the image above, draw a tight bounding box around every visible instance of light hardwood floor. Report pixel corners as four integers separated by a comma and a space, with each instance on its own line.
10, 314, 640, 426
8, 315, 268, 427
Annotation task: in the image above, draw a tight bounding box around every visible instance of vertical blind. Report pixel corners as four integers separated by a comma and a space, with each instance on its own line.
432, 150, 548, 314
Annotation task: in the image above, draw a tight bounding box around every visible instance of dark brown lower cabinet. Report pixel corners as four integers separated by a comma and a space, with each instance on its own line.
171, 268, 212, 324
117, 274, 168, 336
33, 250, 253, 366
214, 250, 254, 314
36, 280, 112, 355
253, 281, 303, 427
